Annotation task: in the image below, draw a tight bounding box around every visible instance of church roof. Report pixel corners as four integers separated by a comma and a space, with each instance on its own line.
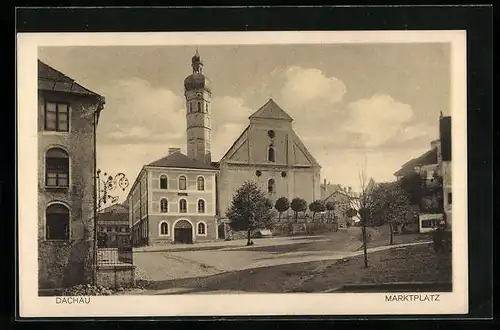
146, 151, 217, 170
249, 98, 294, 122
38, 60, 104, 99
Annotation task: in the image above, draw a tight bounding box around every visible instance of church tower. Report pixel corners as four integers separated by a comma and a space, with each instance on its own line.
184, 50, 212, 164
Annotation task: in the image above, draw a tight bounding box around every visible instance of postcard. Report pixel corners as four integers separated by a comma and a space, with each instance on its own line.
17, 30, 467, 317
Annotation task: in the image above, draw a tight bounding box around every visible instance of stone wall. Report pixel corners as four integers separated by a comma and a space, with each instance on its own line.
96, 265, 135, 289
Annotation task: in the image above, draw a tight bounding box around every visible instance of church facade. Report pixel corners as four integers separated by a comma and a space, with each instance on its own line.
216, 98, 322, 219
128, 51, 322, 246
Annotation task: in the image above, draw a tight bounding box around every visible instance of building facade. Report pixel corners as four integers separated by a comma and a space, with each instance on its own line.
129, 149, 218, 246
37, 60, 104, 289
97, 203, 130, 248
217, 98, 322, 218
439, 115, 452, 229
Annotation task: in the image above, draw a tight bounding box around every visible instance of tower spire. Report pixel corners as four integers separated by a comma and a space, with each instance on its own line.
191, 48, 203, 74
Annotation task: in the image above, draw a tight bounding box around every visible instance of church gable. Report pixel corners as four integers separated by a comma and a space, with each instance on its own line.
220, 125, 250, 163
293, 143, 312, 166
249, 99, 293, 122
290, 131, 321, 168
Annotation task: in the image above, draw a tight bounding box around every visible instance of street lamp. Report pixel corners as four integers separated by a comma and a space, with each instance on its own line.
92, 169, 129, 285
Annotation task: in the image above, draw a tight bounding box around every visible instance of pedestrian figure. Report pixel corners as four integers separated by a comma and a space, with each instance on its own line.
432, 222, 445, 253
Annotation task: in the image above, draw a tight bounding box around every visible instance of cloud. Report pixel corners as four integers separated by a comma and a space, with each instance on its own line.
97, 78, 186, 146
280, 66, 346, 108
342, 94, 428, 148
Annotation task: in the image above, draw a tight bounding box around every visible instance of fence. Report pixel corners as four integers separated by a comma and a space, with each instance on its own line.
97, 247, 133, 265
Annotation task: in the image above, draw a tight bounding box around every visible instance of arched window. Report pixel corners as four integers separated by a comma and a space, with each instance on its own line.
179, 199, 187, 213
46, 148, 69, 188
46, 203, 70, 240
268, 178, 276, 194
268, 147, 275, 162
197, 102, 201, 112
160, 222, 169, 235
197, 176, 205, 191
189, 103, 193, 113
160, 175, 168, 189
198, 199, 205, 213
178, 175, 187, 191
160, 198, 168, 213
205, 103, 209, 113
197, 222, 206, 235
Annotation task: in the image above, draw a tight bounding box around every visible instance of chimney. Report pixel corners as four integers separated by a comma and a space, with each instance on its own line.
168, 147, 181, 155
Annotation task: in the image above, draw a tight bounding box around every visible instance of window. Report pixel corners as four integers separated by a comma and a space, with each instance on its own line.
198, 199, 205, 213
45, 102, 69, 132
268, 147, 275, 162
179, 199, 187, 213
179, 176, 187, 190
107, 227, 112, 232
160, 222, 169, 235
160, 198, 168, 213
45, 148, 69, 188
205, 103, 209, 113
197, 176, 205, 191
160, 175, 168, 189
448, 192, 452, 204
197, 222, 206, 235
189, 103, 193, 113
268, 130, 275, 138
268, 178, 276, 194
197, 102, 202, 112
45, 203, 69, 240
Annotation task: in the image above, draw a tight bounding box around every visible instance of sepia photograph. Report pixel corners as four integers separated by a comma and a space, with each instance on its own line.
17, 30, 468, 317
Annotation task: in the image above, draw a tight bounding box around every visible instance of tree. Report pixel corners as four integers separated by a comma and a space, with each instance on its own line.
226, 181, 274, 246
325, 201, 335, 223
275, 197, 290, 222
291, 198, 308, 223
309, 200, 326, 222
370, 181, 411, 245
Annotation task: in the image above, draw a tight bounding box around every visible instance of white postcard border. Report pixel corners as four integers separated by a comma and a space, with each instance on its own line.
17, 31, 468, 317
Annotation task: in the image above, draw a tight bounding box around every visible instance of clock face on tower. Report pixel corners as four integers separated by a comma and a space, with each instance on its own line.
196, 92, 202, 98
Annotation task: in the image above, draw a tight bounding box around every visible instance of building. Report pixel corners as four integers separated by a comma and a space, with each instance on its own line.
38, 60, 105, 289
439, 115, 452, 228
127, 50, 323, 246
97, 203, 130, 248
128, 149, 218, 246
217, 98, 322, 219
394, 113, 452, 231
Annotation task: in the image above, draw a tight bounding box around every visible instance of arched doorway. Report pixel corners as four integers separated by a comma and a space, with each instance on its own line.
174, 219, 193, 244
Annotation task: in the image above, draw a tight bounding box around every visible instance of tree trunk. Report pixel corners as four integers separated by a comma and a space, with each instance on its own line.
246, 229, 251, 246
312, 212, 316, 222
295, 212, 298, 223
278, 212, 281, 223
389, 222, 394, 245
361, 219, 369, 268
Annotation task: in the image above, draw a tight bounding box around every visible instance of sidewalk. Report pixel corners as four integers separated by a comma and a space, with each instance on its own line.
133, 235, 332, 253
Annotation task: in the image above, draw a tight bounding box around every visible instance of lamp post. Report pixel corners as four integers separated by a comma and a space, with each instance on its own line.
92, 169, 129, 285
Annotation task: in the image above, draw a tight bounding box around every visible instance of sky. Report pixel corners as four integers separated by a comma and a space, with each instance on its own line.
39, 43, 450, 200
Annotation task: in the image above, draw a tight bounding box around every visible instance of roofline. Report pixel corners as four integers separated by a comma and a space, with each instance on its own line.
248, 115, 293, 122
126, 166, 146, 201
143, 165, 219, 172
219, 125, 250, 162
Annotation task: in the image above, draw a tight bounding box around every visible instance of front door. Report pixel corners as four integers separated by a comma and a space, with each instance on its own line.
174, 220, 193, 244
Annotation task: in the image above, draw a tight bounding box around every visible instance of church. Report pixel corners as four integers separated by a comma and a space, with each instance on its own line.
128, 51, 321, 246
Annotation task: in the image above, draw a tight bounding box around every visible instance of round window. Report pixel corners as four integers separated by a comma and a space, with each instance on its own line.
281, 171, 287, 178
268, 130, 275, 138
256, 170, 262, 177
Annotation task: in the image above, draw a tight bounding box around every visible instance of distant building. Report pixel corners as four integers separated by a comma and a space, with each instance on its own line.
38, 60, 105, 289
127, 149, 218, 247
394, 113, 452, 230
98, 203, 130, 247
